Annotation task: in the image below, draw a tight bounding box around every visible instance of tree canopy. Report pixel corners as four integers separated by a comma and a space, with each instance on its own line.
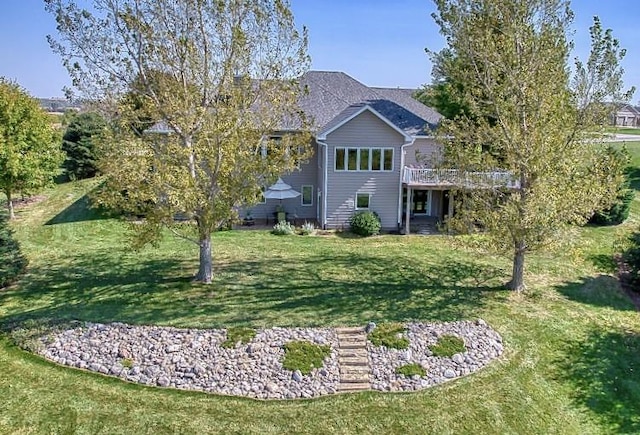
430, 0, 633, 291
46, 0, 311, 283
0, 78, 63, 219
62, 112, 106, 180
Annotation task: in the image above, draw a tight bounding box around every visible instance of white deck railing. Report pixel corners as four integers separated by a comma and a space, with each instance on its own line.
403, 167, 520, 189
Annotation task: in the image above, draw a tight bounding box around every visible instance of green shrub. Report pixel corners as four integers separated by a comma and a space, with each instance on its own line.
221, 327, 256, 348
590, 189, 634, 225
272, 221, 295, 235
349, 211, 381, 236
429, 334, 466, 357
121, 358, 134, 368
0, 211, 28, 288
368, 322, 409, 349
282, 341, 331, 375
396, 363, 426, 377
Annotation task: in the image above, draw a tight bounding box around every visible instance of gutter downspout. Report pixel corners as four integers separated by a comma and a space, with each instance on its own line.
398, 137, 415, 230
316, 138, 329, 229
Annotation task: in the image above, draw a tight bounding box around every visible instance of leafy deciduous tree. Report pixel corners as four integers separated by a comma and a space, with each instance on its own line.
0, 78, 63, 219
430, 0, 634, 291
46, 0, 312, 283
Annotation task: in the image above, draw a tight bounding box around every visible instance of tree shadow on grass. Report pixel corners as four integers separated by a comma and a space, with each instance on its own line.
557, 329, 640, 433
0, 247, 509, 330
554, 275, 636, 311
45, 193, 110, 225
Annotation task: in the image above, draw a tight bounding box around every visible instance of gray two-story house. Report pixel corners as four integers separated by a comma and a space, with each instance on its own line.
249, 71, 461, 233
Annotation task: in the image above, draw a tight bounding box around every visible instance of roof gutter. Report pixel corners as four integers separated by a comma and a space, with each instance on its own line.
315, 138, 329, 229
398, 136, 416, 228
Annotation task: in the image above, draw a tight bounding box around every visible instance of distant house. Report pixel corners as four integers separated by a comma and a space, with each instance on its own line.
246, 71, 516, 233
38, 98, 82, 113
613, 104, 640, 127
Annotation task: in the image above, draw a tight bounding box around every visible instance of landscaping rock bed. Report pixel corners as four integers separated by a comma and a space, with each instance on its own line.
368, 320, 504, 392
36, 320, 503, 399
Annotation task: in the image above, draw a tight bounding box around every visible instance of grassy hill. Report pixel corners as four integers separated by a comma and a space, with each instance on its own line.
0, 145, 639, 433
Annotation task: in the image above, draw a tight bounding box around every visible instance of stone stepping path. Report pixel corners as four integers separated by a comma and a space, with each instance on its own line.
336, 327, 370, 392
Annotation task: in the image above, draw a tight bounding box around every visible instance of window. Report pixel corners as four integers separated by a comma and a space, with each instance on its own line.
334, 147, 394, 172
301, 185, 313, 206
383, 149, 393, 171
359, 148, 370, 171
371, 149, 381, 170
356, 192, 370, 209
335, 148, 346, 170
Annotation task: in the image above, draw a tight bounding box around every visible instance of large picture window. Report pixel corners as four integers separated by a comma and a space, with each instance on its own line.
335, 147, 394, 172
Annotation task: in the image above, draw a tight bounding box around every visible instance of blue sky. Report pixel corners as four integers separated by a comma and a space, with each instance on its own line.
1, 0, 638, 100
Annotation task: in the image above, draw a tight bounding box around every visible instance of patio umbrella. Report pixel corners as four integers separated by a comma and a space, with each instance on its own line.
263, 178, 300, 200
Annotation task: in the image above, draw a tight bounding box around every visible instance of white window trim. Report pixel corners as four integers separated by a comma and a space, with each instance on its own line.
334, 147, 394, 172
355, 192, 371, 210
301, 185, 313, 206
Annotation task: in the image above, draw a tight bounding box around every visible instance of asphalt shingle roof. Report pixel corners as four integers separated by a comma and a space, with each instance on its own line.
298, 71, 442, 136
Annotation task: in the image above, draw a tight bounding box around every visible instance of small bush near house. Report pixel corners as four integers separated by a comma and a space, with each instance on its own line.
299, 221, 316, 236
396, 363, 426, 377
429, 334, 466, 357
590, 188, 635, 225
368, 322, 410, 349
221, 327, 256, 348
0, 211, 28, 288
282, 341, 331, 375
349, 211, 381, 236
272, 221, 295, 235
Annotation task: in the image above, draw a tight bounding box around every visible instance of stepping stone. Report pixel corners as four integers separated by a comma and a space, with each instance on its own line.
335, 327, 365, 334
338, 350, 368, 358
337, 382, 370, 392
340, 367, 370, 375
338, 342, 366, 350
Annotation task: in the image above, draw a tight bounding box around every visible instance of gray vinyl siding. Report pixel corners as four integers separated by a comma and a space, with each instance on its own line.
244, 141, 319, 222
404, 138, 443, 167
324, 110, 405, 229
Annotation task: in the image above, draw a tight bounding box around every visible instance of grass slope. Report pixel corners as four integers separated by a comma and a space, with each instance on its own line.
0, 143, 640, 433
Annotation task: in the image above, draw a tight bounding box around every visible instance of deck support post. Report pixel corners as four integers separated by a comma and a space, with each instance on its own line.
405, 187, 412, 234
448, 190, 454, 218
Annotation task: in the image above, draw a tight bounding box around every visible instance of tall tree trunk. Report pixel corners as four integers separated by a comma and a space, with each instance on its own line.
507, 240, 526, 291
6, 190, 15, 220
195, 234, 213, 283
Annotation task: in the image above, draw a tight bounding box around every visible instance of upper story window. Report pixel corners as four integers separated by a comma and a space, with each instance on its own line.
335, 147, 393, 172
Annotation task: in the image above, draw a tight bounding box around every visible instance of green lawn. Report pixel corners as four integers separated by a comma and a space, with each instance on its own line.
1, 150, 640, 433
605, 126, 640, 135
